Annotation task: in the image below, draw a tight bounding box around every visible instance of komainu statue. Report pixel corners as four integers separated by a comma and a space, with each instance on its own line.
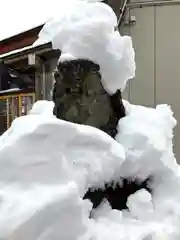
52, 58, 126, 138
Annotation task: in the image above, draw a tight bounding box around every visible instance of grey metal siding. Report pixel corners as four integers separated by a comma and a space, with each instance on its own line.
122, 2, 180, 161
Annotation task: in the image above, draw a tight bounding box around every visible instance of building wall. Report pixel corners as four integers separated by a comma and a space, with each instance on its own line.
122, 1, 180, 162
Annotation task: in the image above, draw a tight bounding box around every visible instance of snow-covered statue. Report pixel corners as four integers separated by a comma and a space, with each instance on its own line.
52, 59, 125, 138
0, 0, 180, 240
48, 0, 134, 138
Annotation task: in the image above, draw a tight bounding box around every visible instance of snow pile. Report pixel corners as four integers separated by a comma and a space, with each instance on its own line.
88, 101, 180, 240
0, 100, 180, 239
0, 101, 125, 239
116, 100, 177, 180
34, 0, 135, 94
0, 101, 125, 189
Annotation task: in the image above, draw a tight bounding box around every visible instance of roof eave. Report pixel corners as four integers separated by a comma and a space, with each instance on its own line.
0, 42, 53, 64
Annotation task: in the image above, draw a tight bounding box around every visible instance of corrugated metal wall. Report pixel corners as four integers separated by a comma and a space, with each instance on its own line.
122, 2, 180, 162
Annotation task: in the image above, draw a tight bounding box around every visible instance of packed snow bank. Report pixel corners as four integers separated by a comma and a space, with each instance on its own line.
116, 100, 177, 180
0, 101, 125, 188
115, 100, 180, 239
0, 182, 90, 240
0, 100, 180, 239
0, 101, 125, 239
34, 0, 135, 94
87, 100, 180, 240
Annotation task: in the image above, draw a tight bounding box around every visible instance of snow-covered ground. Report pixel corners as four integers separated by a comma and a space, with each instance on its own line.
0, 0, 179, 239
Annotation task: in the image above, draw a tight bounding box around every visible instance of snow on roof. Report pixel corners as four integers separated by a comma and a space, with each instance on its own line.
0, 0, 67, 42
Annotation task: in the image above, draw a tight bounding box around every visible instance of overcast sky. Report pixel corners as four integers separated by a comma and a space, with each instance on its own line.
0, 0, 63, 41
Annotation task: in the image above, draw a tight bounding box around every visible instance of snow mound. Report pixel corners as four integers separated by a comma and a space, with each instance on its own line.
126, 189, 154, 220
0, 100, 125, 239
0, 100, 180, 239
0, 181, 91, 240
0, 101, 125, 188
116, 100, 177, 180
112, 100, 180, 239
35, 0, 135, 94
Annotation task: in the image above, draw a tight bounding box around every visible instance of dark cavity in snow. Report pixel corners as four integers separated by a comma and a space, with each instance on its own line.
83, 178, 152, 211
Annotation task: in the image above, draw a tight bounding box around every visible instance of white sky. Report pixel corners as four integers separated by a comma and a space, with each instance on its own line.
0, 0, 63, 41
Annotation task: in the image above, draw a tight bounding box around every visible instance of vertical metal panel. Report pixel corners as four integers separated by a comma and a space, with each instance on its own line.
123, 7, 155, 107
122, 2, 180, 162
155, 5, 180, 161
129, 0, 158, 2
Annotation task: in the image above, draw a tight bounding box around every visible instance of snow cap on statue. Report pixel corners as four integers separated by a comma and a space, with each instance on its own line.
35, 0, 135, 94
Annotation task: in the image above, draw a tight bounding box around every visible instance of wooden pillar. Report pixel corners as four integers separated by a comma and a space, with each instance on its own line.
28, 53, 46, 100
